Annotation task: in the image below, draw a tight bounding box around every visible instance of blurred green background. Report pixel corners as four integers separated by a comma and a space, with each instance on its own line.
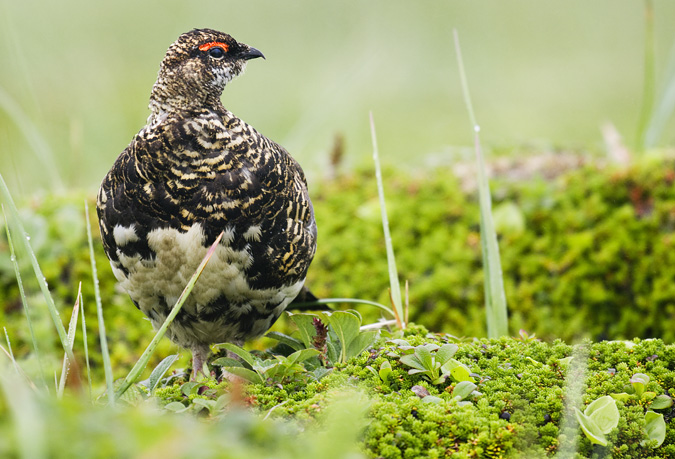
1, 0, 675, 195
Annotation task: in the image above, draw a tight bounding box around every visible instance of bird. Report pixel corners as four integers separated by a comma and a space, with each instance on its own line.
96, 28, 317, 379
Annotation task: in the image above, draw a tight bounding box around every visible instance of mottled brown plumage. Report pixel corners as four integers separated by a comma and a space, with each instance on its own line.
97, 29, 316, 377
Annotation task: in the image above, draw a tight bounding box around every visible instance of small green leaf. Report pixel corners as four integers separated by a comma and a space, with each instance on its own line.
321, 311, 362, 363
326, 338, 339, 364
435, 343, 459, 365
219, 343, 256, 368
222, 366, 264, 384
630, 373, 650, 398
642, 391, 656, 402
408, 369, 428, 375
379, 360, 392, 382
400, 354, 427, 372
180, 382, 199, 396
642, 411, 666, 447
421, 395, 443, 404
650, 394, 673, 410
310, 367, 331, 381
346, 330, 378, 361
421, 343, 440, 352
575, 407, 608, 446
287, 313, 318, 349
442, 358, 475, 383
585, 395, 619, 434
452, 381, 477, 401
146, 354, 179, 394
632, 373, 650, 384
285, 348, 321, 365
212, 357, 243, 368
265, 331, 305, 351
414, 345, 435, 371
610, 392, 632, 402
366, 366, 378, 379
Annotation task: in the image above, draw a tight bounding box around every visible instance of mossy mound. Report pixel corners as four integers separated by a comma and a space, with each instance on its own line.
309, 158, 675, 341
149, 330, 675, 458
2, 158, 675, 373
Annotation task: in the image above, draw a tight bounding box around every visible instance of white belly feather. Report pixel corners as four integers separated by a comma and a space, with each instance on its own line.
110, 222, 304, 346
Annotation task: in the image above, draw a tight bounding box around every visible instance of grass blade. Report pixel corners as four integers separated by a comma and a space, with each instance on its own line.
369, 112, 405, 329
79, 287, 92, 400
84, 200, 114, 405
114, 231, 225, 400
4, 327, 18, 373
2, 205, 47, 389
289, 297, 394, 317
145, 354, 179, 395
57, 283, 81, 397
453, 29, 508, 338
0, 172, 76, 364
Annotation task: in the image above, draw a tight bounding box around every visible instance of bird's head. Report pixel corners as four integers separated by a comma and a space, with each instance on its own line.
150, 28, 264, 114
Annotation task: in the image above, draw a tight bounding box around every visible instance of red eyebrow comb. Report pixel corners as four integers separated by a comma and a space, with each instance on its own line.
199, 42, 229, 52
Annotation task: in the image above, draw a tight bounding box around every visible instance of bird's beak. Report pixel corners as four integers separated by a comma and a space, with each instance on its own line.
241, 47, 265, 60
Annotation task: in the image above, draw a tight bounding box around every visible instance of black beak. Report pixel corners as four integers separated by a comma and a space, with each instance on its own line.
241, 47, 265, 61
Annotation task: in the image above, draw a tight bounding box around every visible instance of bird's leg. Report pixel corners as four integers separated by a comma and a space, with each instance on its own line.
190, 343, 211, 381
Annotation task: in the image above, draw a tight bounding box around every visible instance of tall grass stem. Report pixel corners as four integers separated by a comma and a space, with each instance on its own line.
453, 29, 508, 338
57, 286, 80, 397
84, 200, 114, 405
2, 205, 47, 388
79, 288, 92, 399
0, 172, 76, 362
369, 112, 405, 329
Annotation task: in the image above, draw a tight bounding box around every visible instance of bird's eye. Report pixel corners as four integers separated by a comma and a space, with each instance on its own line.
208, 47, 226, 59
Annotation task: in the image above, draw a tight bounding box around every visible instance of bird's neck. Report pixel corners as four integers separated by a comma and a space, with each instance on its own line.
148, 75, 224, 121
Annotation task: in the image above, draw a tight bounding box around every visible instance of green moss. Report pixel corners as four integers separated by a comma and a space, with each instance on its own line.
5, 160, 675, 379
307, 160, 675, 342
4, 159, 675, 456
203, 331, 675, 457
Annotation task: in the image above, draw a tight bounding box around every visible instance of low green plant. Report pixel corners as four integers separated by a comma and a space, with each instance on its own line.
611, 372, 672, 447
213, 344, 320, 385
451, 380, 480, 406
269, 310, 378, 366
574, 395, 620, 447
611, 372, 673, 408
366, 360, 393, 386
390, 340, 475, 385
